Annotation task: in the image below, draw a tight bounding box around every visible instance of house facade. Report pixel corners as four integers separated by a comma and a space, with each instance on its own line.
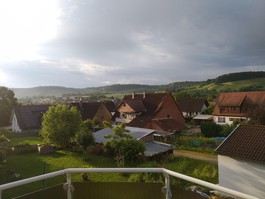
115, 92, 185, 133
215, 124, 265, 198
177, 98, 209, 118
213, 91, 265, 125
11, 105, 50, 133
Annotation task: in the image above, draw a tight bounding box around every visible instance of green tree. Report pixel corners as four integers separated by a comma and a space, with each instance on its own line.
41, 104, 82, 148
104, 123, 145, 166
201, 104, 215, 115
75, 120, 94, 151
220, 124, 236, 137
0, 87, 17, 126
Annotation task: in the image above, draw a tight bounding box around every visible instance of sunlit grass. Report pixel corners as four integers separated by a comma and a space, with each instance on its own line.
8, 136, 44, 146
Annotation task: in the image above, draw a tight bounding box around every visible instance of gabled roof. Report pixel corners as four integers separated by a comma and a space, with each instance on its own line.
213, 91, 265, 116
71, 102, 108, 120
123, 93, 170, 114
177, 98, 209, 112
120, 93, 185, 132
13, 105, 50, 130
215, 124, 265, 163
123, 99, 146, 112
103, 101, 117, 112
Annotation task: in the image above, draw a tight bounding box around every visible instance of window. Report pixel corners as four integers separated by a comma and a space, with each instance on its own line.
220, 107, 226, 113
231, 107, 237, 112
218, 117, 225, 123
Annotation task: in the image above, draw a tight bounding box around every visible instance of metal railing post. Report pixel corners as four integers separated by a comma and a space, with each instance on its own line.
163, 172, 172, 199
66, 173, 72, 199
0, 190, 2, 199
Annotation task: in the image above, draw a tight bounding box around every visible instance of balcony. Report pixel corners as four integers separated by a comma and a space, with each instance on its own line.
0, 168, 258, 199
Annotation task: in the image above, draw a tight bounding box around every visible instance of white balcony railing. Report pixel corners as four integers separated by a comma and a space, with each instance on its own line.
0, 168, 259, 199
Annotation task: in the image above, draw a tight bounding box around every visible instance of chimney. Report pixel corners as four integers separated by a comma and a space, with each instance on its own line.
132, 92, 135, 99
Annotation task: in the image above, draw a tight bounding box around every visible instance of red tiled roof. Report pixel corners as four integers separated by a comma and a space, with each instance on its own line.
213, 91, 265, 116
215, 124, 265, 163
122, 93, 185, 132
177, 98, 209, 112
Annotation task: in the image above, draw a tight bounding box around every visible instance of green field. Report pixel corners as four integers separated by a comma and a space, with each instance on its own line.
194, 77, 265, 91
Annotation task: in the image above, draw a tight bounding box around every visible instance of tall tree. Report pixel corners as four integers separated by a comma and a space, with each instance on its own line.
41, 104, 82, 148
0, 87, 17, 126
75, 120, 95, 151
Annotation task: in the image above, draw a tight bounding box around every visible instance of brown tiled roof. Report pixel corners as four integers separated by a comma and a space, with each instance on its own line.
123, 93, 171, 113
151, 118, 186, 132
213, 91, 265, 116
215, 124, 265, 163
14, 105, 50, 130
71, 102, 105, 120
103, 101, 117, 112
177, 98, 209, 112
123, 99, 147, 112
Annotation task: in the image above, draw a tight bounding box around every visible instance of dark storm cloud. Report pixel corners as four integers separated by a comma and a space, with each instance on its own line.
1, 0, 265, 87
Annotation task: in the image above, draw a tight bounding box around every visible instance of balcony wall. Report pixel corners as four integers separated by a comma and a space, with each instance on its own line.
14, 182, 205, 199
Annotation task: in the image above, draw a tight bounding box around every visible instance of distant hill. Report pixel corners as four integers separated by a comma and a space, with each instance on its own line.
11, 71, 265, 99
211, 71, 265, 84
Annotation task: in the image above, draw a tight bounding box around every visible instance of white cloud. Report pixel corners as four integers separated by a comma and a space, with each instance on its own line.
0, 0, 265, 88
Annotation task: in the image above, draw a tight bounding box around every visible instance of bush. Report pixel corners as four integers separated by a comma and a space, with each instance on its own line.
201, 122, 223, 137
88, 144, 104, 155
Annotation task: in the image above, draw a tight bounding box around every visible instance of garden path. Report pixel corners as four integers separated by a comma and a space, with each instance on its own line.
173, 150, 218, 163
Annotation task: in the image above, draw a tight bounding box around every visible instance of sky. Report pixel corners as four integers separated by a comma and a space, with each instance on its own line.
0, 0, 265, 88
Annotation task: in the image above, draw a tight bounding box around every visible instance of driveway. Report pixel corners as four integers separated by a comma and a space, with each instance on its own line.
173, 150, 218, 163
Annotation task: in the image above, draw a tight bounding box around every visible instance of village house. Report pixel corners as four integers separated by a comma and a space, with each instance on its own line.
114, 92, 185, 133
213, 91, 265, 125
11, 105, 50, 133
176, 98, 209, 118
215, 124, 265, 198
71, 101, 113, 123
94, 126, 174, 157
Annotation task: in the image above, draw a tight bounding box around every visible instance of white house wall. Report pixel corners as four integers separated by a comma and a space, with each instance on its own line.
218, 155, 265, 198
12, 114, 22, 133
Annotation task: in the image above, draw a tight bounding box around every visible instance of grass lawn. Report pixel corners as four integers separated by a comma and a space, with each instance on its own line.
8, 136, 44, 146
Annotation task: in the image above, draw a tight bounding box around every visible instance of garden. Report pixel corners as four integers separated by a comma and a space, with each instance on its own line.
0, 134, 218, 199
